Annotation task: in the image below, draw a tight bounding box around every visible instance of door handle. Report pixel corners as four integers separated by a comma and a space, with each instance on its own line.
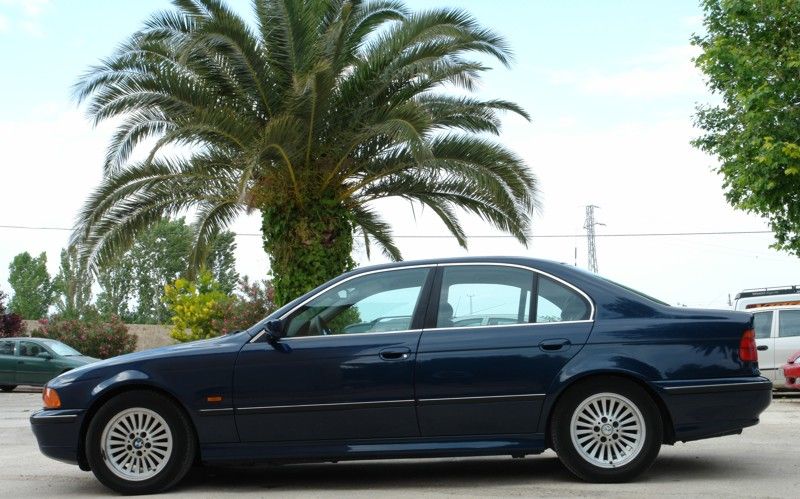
757, 345, 769, 351
539, 339, 570, 351
379, 348, 411, 361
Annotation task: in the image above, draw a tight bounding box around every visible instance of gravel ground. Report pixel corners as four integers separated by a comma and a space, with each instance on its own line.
1, 387, 798, 498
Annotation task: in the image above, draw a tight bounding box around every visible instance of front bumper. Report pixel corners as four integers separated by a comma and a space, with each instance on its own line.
782, 363, 800, 389
30, 409, 85, 466
655, 377, 772, 443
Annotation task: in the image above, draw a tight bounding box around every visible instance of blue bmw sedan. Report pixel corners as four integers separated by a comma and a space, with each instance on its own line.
31, 257, 771, 494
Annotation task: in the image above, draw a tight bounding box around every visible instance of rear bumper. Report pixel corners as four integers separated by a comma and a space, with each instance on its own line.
655, 377, 772, 443
782, 363, 800, 389
30, 409, 84, 466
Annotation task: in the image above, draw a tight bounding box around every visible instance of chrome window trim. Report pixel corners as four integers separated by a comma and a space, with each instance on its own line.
435, 262, 596, 322
249, 261, 595, 343
279, 329, 422, 341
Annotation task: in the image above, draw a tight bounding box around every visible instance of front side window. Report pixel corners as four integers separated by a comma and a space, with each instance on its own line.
18, 341, 45, 357
284, 268, 430, 337
779, 310, 800, 338
753, 311, 773, 339
436, 266, 534, 328
536, 276, 591, 323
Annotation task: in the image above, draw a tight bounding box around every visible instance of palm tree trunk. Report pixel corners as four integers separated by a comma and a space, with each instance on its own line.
261, 203, 355, 306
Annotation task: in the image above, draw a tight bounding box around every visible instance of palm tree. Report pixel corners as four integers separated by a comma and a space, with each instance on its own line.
73, 0, 538, 305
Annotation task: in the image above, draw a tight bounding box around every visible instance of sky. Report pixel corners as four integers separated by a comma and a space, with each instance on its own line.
1, 0, 799, 310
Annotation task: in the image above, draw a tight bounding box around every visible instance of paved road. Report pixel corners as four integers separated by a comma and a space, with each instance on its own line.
1, 388, 798, 497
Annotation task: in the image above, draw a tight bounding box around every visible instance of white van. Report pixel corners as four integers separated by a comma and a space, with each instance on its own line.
735, 286, 800, 386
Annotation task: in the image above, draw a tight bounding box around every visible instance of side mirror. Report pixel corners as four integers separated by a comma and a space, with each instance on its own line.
263, 319, 285, 344
37, 352, 52, 360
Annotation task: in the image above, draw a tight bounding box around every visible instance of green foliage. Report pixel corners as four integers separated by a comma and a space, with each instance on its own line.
34, 316, 136, 359
0, 290, 26, 338
162, 269, 229, 342
212, 276, 277, 334
53, 246, 94, 320
94, 218, 238, 323
693, 0, 800, 254
8, 252, 53, 319
72, 0, 539, 306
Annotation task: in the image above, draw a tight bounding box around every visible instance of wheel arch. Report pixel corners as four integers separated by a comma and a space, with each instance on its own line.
77, 381, 200, 471
542, 371, 676, 448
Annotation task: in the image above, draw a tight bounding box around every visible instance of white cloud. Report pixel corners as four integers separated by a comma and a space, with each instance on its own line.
0, 0, 50, 36
546, 45, 705, 99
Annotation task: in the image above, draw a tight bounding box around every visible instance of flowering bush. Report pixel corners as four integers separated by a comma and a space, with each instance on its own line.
212, 277, 276, 334
163, 270, 229, 342
33, 316, 136, 359
0, 290, 26, 338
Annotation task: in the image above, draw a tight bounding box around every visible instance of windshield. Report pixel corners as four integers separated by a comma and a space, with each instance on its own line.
41, 340, 82, 356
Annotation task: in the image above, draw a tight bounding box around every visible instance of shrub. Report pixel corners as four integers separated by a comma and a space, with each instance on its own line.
0, 290, 26, 338
34, 316, 136, 359
163, 270, 228, 342
212, 277, 277, 334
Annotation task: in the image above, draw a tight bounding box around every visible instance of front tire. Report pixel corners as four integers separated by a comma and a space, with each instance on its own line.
0, 385, 16, 392
550, 377, 662, 482
85, 390, 196, 495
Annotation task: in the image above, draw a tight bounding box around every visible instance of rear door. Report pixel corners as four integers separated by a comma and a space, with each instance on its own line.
776, 309, 800, 374
414, 264, 594, 436
753, 311, 775, 380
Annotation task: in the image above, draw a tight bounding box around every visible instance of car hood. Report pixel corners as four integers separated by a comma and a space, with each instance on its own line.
52, 331, 251, 384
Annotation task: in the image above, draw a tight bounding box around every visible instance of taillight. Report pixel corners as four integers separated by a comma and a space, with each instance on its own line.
43, 387, 61, 409
739, 329, 758, 362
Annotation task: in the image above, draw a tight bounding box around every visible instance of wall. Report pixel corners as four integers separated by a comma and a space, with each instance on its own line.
21, 320, 175, 352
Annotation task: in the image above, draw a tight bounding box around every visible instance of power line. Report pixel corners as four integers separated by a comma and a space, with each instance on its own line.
0, 224, 775, 239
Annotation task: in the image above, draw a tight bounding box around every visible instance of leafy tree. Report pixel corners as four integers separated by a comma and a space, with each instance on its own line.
0, 290, 26, 337
94, 218, 237, 323
53, 246, 94, 320
163, 269, 229, 342
693, 0, 800, 253
7, 252, 53, 319
72, 0, 538, 306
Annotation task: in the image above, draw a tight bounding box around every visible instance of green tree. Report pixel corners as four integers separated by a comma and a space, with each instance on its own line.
7, 252, 53, 319
94, 218, 237, 323
53, 246, 94, 320
693, 0, 800, 253
72, 0, 538, 306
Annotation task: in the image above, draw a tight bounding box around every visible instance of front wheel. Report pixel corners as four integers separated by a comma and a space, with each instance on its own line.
85, 390, 196, 495
550, 377, 662, 482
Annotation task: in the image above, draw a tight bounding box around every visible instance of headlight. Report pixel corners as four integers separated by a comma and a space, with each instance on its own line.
795, 357, 800, 364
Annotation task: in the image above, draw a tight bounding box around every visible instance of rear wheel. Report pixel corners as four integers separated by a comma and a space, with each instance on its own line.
85, 390, 196, 495
0, 385, 16, 392
550, 377, 662, 482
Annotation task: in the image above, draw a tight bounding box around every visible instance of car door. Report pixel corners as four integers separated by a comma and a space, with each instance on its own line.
415, 264, 594, 437
752, 311, 776, 381
776, 309, 800, 374
234, 266, 433, 442
0, 339, 17, 385
16, 340, 56, 385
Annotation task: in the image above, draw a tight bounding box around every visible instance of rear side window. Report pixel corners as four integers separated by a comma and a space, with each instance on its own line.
436, 266, 533, 328
753, 312, 773, 339
536, 276, 591, 323
0, 340, 14, 356
779, 310, 800, 338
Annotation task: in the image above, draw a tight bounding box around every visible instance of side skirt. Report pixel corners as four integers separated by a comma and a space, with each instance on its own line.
200, 434, 546, 465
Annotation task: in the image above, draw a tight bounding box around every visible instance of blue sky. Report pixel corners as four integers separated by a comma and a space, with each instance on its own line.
1, 0, 797, 309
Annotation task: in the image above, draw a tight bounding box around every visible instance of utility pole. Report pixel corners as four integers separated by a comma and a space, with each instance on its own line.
584, 205, 604, 273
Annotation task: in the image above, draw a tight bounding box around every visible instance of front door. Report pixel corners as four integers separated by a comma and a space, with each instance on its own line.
16, 340, 55, 385
415, 265, 594, 436
234, 267, 433, 442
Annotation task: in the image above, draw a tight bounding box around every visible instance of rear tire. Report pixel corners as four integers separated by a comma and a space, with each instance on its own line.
0, 385, 16, 392
550, 377, 662, 482
85, 390, 196, 495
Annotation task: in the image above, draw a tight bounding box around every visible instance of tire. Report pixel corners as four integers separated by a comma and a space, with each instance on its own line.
550, 376, 662, 482
0, 385, 16, 392
85, 390, 196, 495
